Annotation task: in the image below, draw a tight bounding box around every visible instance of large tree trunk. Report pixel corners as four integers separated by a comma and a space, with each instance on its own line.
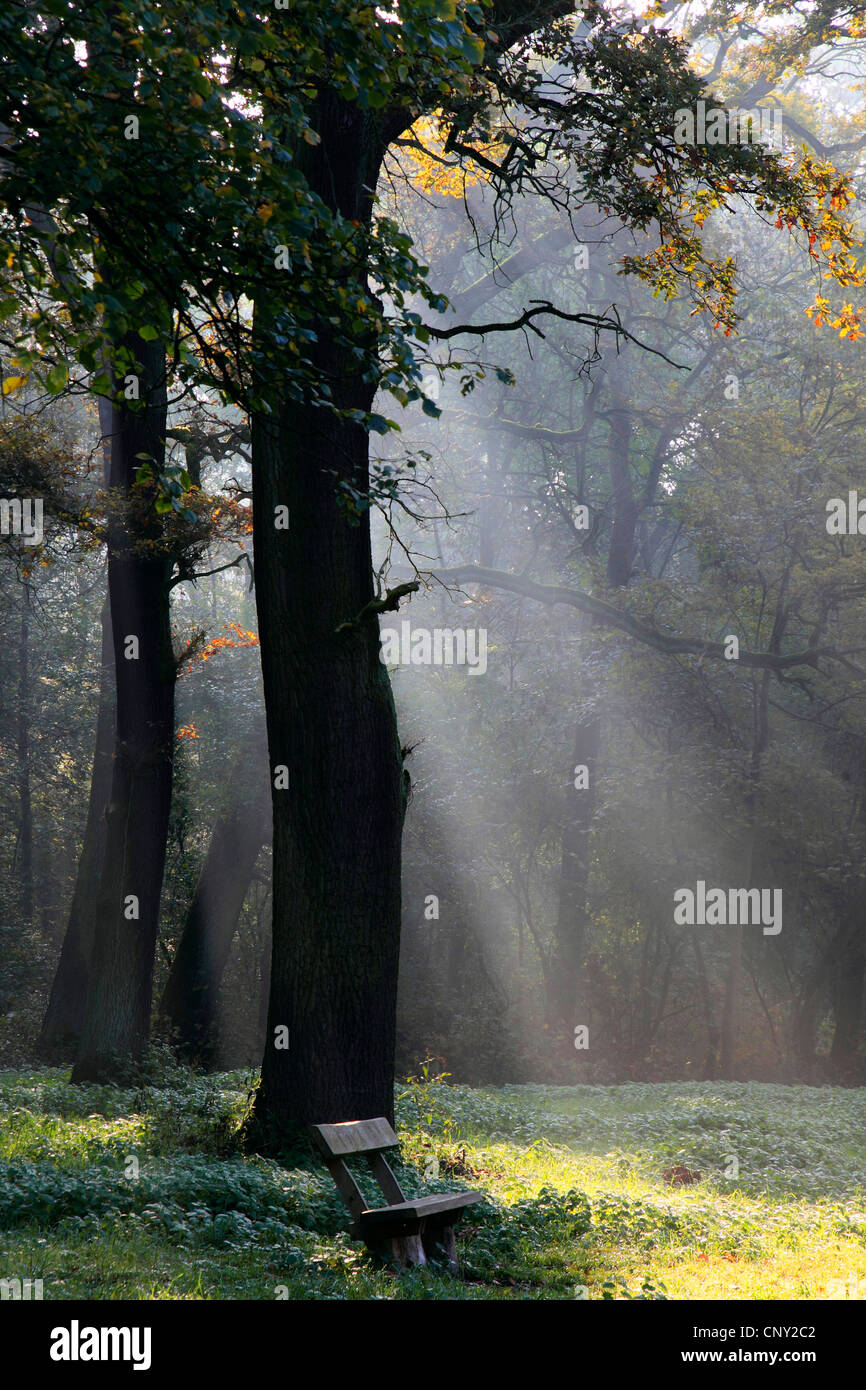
72, 339, 174, 1082
246, 95, 408, 1149
38, 595, 115, 1053
160, 731, 270, 1066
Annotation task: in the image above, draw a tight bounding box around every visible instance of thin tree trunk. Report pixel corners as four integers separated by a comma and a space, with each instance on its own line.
720, 667, 771, 1079
692, 936, 719, 1079
38, 596, 115, 1052
548, 709, 599, 1049
719, 922, 743, 1079
40, 397, 117, 1053
15, 581, 33, 926
160, 734, 270, 1066
72, 338, 174, 1082
829, 913, 865, 1077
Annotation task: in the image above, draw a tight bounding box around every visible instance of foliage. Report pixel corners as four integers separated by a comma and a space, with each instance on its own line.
0, 1070, 864, 1299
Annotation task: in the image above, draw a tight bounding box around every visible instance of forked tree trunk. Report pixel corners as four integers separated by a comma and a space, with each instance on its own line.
246, 95, 408, 1149
72, 338, 175, 1082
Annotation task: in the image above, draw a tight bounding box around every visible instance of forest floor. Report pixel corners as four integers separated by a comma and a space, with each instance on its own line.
0, 1066, 864, 1299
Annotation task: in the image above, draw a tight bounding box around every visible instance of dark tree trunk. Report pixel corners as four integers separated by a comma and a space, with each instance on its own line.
246, 95, 408, 1149
38, 595, 115, 1053
160, 732, 270, 1066
15, 581, 33, 926
72, 339, 174, 1082
40, 397, 117, 1053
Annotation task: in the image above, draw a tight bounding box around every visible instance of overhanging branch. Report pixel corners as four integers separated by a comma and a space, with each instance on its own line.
433, 564, 866, 676
428, 300, 684, 367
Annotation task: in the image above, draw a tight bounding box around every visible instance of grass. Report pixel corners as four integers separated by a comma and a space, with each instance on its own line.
0, 1067, 864, 1299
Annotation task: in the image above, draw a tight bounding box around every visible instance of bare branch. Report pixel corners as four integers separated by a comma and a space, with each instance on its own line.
433, 564, 866, 676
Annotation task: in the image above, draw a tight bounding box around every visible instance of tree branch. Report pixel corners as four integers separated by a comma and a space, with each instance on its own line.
434, 564, 866, 676
428, 299, 683, 367
335, 580, 420, 635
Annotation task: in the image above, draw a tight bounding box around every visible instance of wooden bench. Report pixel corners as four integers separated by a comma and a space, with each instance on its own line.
309, 1117, 481, 1272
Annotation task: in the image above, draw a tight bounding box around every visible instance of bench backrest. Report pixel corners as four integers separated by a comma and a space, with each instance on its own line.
309, 1117, 405, 1220
309, 1118, 399, 1159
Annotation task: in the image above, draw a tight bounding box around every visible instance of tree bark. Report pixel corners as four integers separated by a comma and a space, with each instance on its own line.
15, 580, 33, 926
40, 397, 117, 1053
38, 595, 115, 1053
245, 94, 408, 1149
72, 338, 174, 1082
159, 731, 270, 1066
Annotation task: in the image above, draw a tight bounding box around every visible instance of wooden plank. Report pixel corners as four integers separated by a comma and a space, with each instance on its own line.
309, 1118, 399, 1158
367, 1152, 406, 1205
359, 1191, 481, 1228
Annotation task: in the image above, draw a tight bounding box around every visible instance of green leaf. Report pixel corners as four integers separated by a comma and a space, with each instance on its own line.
138, 325, 160, 341
45, 363, 68, 394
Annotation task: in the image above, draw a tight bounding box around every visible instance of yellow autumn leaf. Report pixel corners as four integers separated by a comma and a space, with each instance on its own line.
2, 375, 28, 395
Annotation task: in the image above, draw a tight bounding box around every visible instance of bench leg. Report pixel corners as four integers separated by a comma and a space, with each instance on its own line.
388, 1233, 427, 1268
422, 1223, 459, 1274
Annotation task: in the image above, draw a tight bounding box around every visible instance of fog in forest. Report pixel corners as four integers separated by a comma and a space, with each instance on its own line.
3, 30, 864, 1100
